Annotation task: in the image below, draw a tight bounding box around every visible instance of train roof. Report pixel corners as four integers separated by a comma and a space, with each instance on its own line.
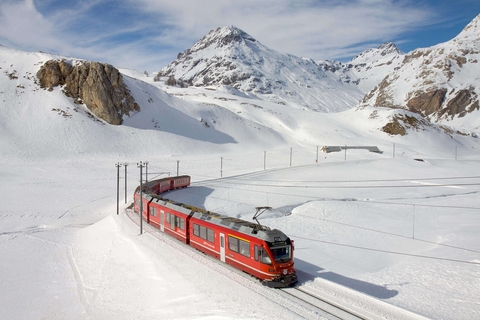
191, 210, 290, 243
137, 191, 290, 243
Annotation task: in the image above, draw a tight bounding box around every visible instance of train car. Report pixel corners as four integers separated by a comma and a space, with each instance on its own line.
188, 211, 297, 288
132, 175, 297, 288
171, 175, 190, 189
134, 176, 192, 226
143, 175, 190, 195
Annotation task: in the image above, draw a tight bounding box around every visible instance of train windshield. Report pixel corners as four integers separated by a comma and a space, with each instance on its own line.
270, 245, 291, 263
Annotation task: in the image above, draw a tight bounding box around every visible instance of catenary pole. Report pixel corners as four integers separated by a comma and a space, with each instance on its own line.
137, 161, 145, 235
115, 162, 122, 215
145, 161, 149, 182
124, 162, 128, 204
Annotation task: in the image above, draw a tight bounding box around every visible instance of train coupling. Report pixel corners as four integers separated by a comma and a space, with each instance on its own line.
262, 274, 298, 288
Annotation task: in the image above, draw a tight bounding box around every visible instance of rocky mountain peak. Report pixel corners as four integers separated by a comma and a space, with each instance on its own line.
453, 13, 480, 42
378, 42, 401, 55
181, 26, 257, 58
348, 42, 405, 93
351, 42, 403, 65
158, 25, 363, 113
358, 14, 480, 124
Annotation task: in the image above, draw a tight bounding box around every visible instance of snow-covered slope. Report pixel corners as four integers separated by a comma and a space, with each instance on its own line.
0, 46, 291, 160
359, 14, 480, 131
348, 42, 405, 92
2, 34, 480, 320
157, 26, 364, 112
2, 42, 479, 162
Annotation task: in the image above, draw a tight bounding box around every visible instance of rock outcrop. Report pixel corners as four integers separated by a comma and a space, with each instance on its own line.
37, 60, 139, 125
358, 14, 480, 123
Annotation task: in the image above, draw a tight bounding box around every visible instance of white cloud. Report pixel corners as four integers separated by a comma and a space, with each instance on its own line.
130, 0, 434, 60
0, 0, 456, 71
0, 0, 60, 49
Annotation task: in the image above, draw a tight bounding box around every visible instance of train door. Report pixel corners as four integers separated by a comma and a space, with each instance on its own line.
220, 233, 226, 263
160, 210, 165, 232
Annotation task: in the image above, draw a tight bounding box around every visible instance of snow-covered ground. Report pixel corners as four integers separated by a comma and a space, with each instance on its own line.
1, 46, 480, 319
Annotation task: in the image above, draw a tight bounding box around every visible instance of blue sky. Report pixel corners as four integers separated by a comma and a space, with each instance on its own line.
0, 0, 479, 72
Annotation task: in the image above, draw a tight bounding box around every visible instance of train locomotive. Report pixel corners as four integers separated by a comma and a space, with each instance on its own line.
133, 175, 297, 288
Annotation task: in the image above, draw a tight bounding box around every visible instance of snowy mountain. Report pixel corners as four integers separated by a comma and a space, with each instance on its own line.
347, 42, 405, 92
157, 26, 364, 112
2, 20, 480, 320
359, 14, 480, 131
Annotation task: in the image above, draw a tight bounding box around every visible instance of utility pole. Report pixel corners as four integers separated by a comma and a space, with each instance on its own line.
137, 161, 146, 235
290, 148, 292, 167
115, 162, 122, 215
176, 160, 180, 176
412, 205, 416, 239
145, 161, 149, 182
264, 151, 266, 170
124, 162, 128, 204
220, 157, 223, 177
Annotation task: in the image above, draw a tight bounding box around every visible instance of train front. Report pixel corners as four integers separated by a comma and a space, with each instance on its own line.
260, 229, 298, 288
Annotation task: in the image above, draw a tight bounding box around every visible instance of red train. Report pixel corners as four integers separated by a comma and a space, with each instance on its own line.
133, 175, 297, 288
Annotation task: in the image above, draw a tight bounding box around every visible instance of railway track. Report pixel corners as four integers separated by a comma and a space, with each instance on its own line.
279, 287, 368, 320
124, 208, 427, 320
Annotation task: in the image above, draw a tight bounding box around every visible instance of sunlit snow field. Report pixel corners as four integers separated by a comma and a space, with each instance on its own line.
1, 45, 480, 319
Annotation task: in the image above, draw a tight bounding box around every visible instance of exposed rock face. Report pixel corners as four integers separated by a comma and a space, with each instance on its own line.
380, 111, 435, 136
406, 88, 448, 115
358, 14, 480, 124
37, 60, 139, 125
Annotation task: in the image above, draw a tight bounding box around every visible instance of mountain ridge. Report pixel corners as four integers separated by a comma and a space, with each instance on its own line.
157, 26, 364, 113
359, 13, 480, 130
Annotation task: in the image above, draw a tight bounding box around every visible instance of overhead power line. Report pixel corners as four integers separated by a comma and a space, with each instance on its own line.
292, 235, 480, 266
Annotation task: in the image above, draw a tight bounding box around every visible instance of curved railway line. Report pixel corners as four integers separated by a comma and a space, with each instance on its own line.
125, 207, 427, 320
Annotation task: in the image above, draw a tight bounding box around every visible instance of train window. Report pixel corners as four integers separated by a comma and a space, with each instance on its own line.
193, 224, 214, 243
193, 224, 200, 236
254, 245, 259, 261
270, 246, 291, 263
166, 213, 175, 230
175, 216, 185, 230
150, 206, 156, 217
259, 247, 272, 265
228, 236, 239, 252
207, 229, 214, 243
239, 240, 250, 257
200, 226, 207, 239
166, 213, 171, 225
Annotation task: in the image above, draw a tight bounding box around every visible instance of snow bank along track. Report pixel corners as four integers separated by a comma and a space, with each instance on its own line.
125, 207, 331, 319
125, 208, 429, 320
126, 176, 430, 319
